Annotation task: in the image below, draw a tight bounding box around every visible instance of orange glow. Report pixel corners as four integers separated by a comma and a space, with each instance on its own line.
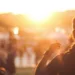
27, 12, 53, 22
0, 0, 75, 23
61, 29, 66, 34
55, 27, 66, 34
0, 0, 75, 22
55, 27, 61, 32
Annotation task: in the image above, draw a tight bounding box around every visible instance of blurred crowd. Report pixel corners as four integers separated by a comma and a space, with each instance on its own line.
0, 20, 74, 75
0, 27, 73, 75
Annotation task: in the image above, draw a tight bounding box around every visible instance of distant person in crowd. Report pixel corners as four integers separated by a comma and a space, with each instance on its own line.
35, 18, 75, 75
0, 67, 6, 75
0, 51, 7, 75
0, 40, 8, 75
35, 42, 61, 75
6, 39, 17, 75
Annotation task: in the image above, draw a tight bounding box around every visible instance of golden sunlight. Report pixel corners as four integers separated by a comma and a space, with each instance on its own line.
27, 11, 52, 22
12, 0, 55, 22
0, 0, 75, 22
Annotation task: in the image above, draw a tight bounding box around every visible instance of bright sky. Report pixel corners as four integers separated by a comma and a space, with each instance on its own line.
0, 0, 75, 12
0, 0, 75, 21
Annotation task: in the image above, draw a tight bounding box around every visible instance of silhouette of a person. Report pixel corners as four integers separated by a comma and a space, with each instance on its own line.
35, 18, 75, 75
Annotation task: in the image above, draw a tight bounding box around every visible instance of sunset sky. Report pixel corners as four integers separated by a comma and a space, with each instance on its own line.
0, 0, 75, 13
0, 0, 75, 22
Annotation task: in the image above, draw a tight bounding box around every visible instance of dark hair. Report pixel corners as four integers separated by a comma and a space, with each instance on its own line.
72, 18, 75, 39
72, 30, 75, 39
73, 18, 75, 29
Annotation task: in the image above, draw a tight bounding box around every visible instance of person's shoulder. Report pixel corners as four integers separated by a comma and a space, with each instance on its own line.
54, 51, 71, 63
47, 53, 64, 69
51, 53, 65, 64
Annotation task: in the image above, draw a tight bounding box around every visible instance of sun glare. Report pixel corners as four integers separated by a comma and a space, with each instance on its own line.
27, 10, 53, 22
0, 0, 75, 22
12, 0, 55, 22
